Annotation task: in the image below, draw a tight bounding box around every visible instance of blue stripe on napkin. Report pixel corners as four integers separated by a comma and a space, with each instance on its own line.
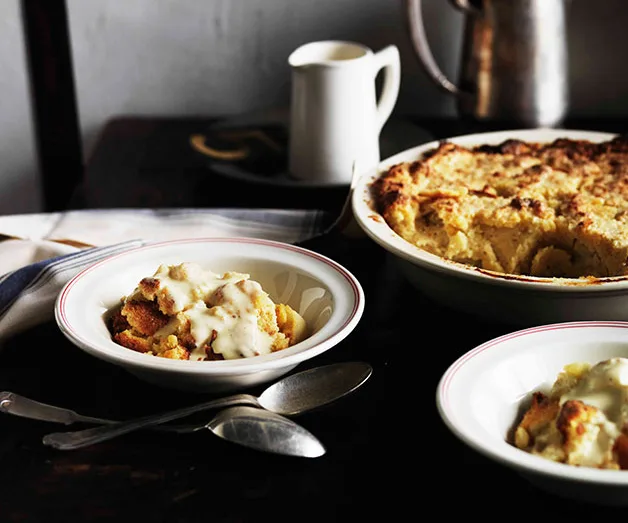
0, 239, 144, 317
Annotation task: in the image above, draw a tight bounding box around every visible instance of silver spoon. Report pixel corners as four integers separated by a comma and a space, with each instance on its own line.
40, 361, 372, 450
294, 160, 365, 250
200, 405, 325, 458
45, 405, 324, 457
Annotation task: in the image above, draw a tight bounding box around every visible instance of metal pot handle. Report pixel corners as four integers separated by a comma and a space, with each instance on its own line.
405, 0, 475, 97
449, 0, 481, 14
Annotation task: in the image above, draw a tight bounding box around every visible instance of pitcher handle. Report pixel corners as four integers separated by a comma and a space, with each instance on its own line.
372, 45, 401, 134
406, 0, 469, 97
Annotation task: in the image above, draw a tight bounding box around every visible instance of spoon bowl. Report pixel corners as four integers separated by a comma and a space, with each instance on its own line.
207, 406, 326, 458
41, 361, 372, 450
254, 360, 372, 415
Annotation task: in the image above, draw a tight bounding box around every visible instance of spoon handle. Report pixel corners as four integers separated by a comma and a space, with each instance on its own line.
42, 393, 260, 450
0, 391, 220, 433
0, 391, 115, 425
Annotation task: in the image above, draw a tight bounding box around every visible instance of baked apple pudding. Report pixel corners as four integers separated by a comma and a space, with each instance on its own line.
108, 262, 308, 361
373, 136, 628, 278
511, 358, 628, 470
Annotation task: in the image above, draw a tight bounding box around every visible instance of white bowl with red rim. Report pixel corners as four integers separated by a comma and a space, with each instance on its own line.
55, 237, 365, 392
437, 321, 628, 506
351, 128, 628, 326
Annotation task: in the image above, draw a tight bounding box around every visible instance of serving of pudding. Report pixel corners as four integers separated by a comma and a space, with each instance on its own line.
108, 262, 308, 361
512, 357, 628, 470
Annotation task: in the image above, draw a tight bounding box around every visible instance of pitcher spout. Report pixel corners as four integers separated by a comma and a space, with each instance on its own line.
288, 40, 371, 68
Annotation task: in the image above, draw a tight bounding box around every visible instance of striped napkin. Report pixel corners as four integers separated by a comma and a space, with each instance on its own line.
0, 208, 332, 342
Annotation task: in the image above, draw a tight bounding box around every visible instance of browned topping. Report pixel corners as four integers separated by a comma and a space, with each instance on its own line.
613, 433, 628, 470
372, 136, 628, 278
120, 300, 169, 337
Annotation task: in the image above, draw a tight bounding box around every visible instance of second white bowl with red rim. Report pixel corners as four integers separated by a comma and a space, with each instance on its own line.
437, 321, 628, 506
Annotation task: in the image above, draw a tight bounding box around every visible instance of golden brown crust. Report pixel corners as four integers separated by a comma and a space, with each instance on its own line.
113, 329, 152, 354
516, 392, 560, 438
373, 136, 628, 278
120, 299, 169, 336
613, 433, 628, 470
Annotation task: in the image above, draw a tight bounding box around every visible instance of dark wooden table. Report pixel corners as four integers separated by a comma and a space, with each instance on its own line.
69, 113, 628, 212
3, 116, 628, 522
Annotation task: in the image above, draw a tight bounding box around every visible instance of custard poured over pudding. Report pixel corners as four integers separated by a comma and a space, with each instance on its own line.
372, 136, 628, 278
109, 262, 308, 361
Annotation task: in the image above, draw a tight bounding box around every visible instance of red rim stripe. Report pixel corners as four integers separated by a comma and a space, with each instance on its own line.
440, 321, 628, 420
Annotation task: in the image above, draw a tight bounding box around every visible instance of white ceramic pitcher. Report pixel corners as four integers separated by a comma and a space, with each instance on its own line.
288, 40, 401, 185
